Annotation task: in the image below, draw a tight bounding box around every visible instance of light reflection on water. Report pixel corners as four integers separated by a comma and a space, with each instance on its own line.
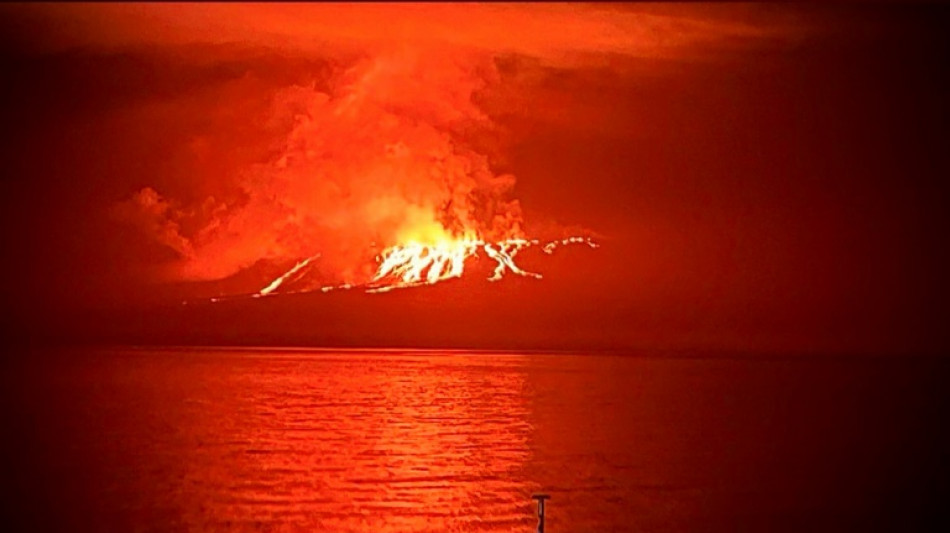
30, 351, 544, 532
6, 348, 946, 532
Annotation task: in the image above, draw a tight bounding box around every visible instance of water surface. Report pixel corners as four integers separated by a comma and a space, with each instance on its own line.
3, 348, 946, 532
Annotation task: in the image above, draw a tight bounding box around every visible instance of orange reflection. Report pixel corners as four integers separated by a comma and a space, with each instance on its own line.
167, 350, 539, 532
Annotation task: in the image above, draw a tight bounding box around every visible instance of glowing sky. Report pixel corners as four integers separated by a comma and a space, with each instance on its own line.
1, 3, 947, 354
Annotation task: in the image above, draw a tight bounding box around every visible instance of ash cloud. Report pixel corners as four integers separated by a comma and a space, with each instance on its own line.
3, 3, 803, 286
116, 49, 524, 284
2, 4, 801, 62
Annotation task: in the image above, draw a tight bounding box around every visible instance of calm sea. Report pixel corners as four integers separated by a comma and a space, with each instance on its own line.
2, 348, 947, 532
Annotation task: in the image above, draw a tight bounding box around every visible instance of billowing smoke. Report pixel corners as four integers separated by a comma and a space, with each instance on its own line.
118, 48, 525, 286
97, 4, 798, 289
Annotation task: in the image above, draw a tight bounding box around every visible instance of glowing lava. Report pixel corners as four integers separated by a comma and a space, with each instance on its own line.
258, 254, 321, 296
255, 236, 598, 297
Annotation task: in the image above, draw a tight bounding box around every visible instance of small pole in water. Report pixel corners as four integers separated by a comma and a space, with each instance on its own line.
532, 493, 550, 533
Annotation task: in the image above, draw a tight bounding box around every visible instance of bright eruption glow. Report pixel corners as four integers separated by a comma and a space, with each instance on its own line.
258, 237, 598, 296
117, 48, 600, 299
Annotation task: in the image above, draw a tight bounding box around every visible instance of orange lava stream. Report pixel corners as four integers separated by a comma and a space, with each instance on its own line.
257, 254, 321, 296
255, 237, 598, 297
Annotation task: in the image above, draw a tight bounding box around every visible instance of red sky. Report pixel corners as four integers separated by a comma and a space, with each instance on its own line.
0, 3, 947, 355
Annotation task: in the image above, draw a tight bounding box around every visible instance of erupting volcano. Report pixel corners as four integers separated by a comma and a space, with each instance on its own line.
254, 236, 599, 297
119, 48, 598, 300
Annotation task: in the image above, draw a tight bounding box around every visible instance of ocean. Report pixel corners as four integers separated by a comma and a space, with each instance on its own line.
2, 347, 947, 532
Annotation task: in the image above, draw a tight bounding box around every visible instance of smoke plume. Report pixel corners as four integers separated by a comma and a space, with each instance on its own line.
85, 3, 801, 288
119, 48, 523, 285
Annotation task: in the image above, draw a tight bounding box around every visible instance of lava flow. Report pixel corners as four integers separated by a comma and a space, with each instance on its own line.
255, 236, 599, 297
